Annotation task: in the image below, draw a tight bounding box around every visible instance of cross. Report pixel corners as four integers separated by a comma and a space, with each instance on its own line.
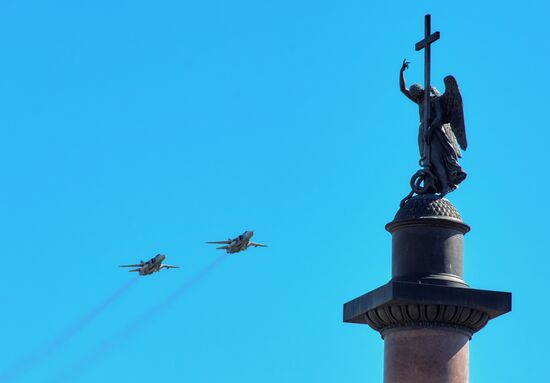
415, 14, 440, 167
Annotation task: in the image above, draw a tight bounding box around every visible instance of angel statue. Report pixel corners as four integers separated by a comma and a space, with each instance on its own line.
399, 59, 467, 206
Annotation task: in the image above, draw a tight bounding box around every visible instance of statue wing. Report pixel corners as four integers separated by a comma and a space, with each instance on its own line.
440, 76, 467, 150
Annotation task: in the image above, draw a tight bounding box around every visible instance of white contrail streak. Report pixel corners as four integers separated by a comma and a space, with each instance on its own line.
52, 254, 226, 383
0, 277, 139, 383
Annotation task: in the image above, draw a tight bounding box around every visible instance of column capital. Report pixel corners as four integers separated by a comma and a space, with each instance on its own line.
343, 280, 511, 337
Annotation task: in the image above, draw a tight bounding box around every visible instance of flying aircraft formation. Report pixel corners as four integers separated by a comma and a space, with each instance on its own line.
120, 230, 267, 276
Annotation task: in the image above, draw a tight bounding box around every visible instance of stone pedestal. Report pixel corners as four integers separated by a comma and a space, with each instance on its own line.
343, 195, 511, 382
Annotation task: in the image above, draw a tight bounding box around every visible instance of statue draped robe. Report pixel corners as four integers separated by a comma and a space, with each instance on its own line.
422, 95, 467, 195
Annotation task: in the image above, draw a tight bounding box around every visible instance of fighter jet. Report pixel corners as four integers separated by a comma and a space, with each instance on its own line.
206, 230, 267, 254
119, 254, 179, 276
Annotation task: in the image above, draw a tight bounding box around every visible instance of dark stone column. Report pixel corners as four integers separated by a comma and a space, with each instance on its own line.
343, 195, 511, 382
384, 327, 469, 383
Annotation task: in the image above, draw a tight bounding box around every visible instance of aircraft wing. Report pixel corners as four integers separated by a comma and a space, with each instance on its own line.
249, 242, 268, 248
206, 240, 231, 244
119, 264, 143, 267
128, 268, 141, 272
161, 264, 179, 269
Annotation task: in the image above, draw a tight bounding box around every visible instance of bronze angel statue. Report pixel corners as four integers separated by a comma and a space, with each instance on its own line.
399, 59, 467, 205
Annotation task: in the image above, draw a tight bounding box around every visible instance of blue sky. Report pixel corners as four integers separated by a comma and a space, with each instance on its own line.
0, 1, 548, 382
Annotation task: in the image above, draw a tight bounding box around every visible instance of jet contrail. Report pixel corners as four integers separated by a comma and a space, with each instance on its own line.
52, 254, 227, 383
0, 276, 139, 383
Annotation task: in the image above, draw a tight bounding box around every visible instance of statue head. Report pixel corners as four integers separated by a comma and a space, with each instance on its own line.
409, 84, 424, 101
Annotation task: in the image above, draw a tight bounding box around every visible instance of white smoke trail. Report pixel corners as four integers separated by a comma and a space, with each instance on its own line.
52, 254, 227, 383
0, 276, 139, 383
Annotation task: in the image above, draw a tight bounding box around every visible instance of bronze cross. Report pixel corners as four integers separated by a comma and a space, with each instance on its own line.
415, 14, 440, 167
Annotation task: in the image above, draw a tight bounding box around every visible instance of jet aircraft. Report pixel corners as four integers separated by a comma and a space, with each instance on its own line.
206, 230, 267, 254
119, 254, 179, 276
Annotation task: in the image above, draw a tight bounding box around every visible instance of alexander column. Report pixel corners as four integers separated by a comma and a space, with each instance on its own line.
343, 15, 511, 383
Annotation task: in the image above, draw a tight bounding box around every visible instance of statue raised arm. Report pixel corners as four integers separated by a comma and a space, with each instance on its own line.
400, 59, 440, 103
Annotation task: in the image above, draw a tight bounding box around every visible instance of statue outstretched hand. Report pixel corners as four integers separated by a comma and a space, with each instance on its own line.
401, 59, 410, 72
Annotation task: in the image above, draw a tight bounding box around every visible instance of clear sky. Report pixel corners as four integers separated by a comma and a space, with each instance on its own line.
0, 1, 548, 382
